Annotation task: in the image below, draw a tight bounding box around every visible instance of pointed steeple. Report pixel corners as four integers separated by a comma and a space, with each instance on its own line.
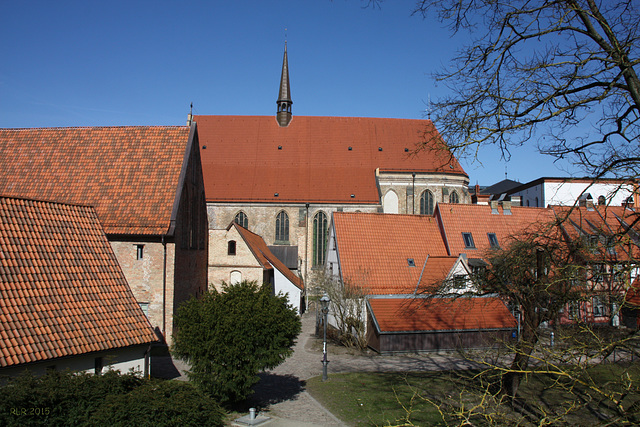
276, 42, 292, 127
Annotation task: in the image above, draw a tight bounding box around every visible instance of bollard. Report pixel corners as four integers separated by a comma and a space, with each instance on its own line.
249, 408, 256, 420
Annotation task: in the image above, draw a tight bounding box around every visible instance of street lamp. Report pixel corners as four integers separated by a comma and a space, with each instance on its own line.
320, 293, 330, 381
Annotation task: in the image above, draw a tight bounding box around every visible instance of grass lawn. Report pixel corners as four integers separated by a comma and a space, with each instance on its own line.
306, 363, 640, 426
306, 371, 453, 426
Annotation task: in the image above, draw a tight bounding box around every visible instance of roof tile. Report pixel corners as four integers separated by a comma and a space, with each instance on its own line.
0, 126, 190, 235
369, 297, 517, 332
0, 196, 158, 368
196, 116, 467, 204
332, 212, 452, 294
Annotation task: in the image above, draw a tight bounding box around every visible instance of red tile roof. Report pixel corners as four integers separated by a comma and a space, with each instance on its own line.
0, 126, 191, 235
195, 115, 467, 204
436, 203, 556, 257
332, 212, 452, 294
552, 205, 640, 261
233, 223, 304, 290
0, 196, 158, 368
369, 297, 516, 333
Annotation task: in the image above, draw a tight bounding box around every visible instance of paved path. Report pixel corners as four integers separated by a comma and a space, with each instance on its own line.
155, 309, 499, 426
240, 309, 496, 427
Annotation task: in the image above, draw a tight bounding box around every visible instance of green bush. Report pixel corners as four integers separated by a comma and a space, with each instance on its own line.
0, 370, 224, 427
89, 379, 224, 426
172, 281, 301, 404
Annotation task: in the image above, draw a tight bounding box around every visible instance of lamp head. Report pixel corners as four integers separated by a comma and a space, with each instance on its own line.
320, 294, 330, 312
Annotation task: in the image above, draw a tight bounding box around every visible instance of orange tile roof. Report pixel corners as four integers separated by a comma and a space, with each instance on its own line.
233, 223, 304, 290
0, 126, 190, 235
195, 115, 467, 204
436, 203, 556, 257
369, 297, 517, 333
0, 196, 157, 368
332, 212, 452, 294
551, 205, 640, 261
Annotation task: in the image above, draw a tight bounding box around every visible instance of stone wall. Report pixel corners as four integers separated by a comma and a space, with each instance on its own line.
208, 227, 264, 291
110, 239, 166, 338
378, 171, 470, 215
207, 202, 378, 285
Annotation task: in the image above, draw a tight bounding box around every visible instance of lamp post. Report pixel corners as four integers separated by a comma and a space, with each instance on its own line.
320, 294, 330, 381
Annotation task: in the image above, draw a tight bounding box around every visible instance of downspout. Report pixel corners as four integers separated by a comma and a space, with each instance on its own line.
412, 172, 416, 214
305, 203, 310, 285
162, 235, 167, 341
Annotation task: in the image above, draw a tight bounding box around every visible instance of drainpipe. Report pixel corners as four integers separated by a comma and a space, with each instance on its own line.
412, 172, 416, 214
305, 203, 310, 286
162, 235, 167, 341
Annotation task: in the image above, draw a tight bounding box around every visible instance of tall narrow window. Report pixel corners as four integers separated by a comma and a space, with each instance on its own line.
313, 211, 328, 266
136, 245, 144, 260
449, 191, 460, 204
234, 211, 248, 228
228, 240, 237, 256
419, 190, 434, 215
275, 211, 289, 243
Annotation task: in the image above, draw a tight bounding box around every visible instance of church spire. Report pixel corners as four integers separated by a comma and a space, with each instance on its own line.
276, 42, 292, 127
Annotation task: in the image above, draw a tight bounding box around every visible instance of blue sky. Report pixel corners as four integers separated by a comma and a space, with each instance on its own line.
0, 0, 577, 185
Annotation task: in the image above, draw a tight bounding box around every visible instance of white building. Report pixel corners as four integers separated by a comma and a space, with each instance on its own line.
509, 177, 638, 208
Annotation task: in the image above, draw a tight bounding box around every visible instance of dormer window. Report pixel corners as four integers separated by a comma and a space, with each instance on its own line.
462, 232, 476, 249
407, 258, 416, 267
487, 233, 499, 249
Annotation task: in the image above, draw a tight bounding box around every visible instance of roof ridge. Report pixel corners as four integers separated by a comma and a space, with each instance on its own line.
194, 114, 433, 122
0, 194, 96, 209
0, 125, 188, 131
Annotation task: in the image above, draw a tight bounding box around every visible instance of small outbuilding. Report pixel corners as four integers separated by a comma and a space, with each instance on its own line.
367, 297, 517, 354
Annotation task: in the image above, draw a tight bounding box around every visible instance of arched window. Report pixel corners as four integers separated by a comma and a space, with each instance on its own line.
313, 211, 328, 266
234, 211, 248, 228
419, 190, 434, 215
275, 210, 289, 243
383, 190, 399, 214
230, 270, 242, 285
449, 191, 459, 204
598, 195, 606, 205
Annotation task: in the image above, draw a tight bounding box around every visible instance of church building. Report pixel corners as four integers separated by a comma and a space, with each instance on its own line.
196, 44, 470, 288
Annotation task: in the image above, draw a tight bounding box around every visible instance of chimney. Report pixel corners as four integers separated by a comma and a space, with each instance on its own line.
578, 193, 594, 211
186, 103, 193, 126
490, 200, 499, 214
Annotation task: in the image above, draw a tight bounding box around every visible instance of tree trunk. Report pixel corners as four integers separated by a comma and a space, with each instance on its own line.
502, 308, 540, 398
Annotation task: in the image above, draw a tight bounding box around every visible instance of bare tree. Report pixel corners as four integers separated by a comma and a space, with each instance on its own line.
410, 0, 640, 179
311, 269, 370, 350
